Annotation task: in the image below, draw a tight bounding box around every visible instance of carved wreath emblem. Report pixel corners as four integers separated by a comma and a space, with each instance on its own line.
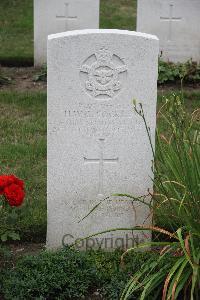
80, 48, 127, 99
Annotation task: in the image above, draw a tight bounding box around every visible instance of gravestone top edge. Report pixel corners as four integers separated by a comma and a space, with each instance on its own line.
48, 29, 159, 41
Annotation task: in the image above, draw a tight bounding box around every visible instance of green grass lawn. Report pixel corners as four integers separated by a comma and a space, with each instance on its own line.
0, 92, 47, 241
100, 0, 137, 30
0, 90, 199, 241
0, 0, 33, 66
0, 0, 137, 65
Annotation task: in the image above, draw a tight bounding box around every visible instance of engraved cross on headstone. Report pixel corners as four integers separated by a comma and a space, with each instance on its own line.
84, 139, 118, 199
160, 4, 182, 41
56, 3, 77, 30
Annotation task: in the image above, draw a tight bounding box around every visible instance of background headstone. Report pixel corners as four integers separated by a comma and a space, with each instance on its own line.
34, 0, 100, 66
47, 29, 159, 250
137, 0, 200, 63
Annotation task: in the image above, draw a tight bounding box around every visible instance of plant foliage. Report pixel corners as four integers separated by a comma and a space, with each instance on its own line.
158, 60, 200, 84
1, 247, 176, 300
119, 95, 200, 300
33, 65, 47, 82
0, 69, 11, 86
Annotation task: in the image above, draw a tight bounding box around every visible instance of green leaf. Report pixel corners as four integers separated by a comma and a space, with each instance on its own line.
8, 232, 20, 241
1, 232, 8, 242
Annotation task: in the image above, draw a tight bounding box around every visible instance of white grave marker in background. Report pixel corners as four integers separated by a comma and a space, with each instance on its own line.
137, 0, 200, 62
47, 29, 158, 250
34, 0, 99, 66
160, 4, 182, 41
56, 3, 78, 30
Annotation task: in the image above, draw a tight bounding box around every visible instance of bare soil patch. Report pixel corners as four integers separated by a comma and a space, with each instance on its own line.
1, 67, 200, 93
0, 67, 46, 92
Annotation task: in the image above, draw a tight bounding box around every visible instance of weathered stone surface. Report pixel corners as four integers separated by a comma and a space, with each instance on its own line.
34, 0, 99, 66
47, 29, 158, 250
137, 0, 200, 62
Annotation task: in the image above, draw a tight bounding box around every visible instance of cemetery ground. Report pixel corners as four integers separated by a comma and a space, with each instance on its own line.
0, 80, 199, 299
0, 1, 200, 299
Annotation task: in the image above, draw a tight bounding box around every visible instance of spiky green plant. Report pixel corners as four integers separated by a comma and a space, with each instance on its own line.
119, 95, 200, 300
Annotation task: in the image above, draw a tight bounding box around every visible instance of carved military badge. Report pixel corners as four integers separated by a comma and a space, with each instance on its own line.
80, 48, 127, 99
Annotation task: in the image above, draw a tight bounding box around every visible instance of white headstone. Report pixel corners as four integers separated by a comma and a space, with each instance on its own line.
137, 0, 200, 63
34, 0, 100, 66
47, 29, 159, 250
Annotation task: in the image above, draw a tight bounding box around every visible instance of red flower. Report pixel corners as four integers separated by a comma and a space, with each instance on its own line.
4, 184, 25, 207
9, 175, 24, 189
0, 174, 25, 207
0, 175, 14, 194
